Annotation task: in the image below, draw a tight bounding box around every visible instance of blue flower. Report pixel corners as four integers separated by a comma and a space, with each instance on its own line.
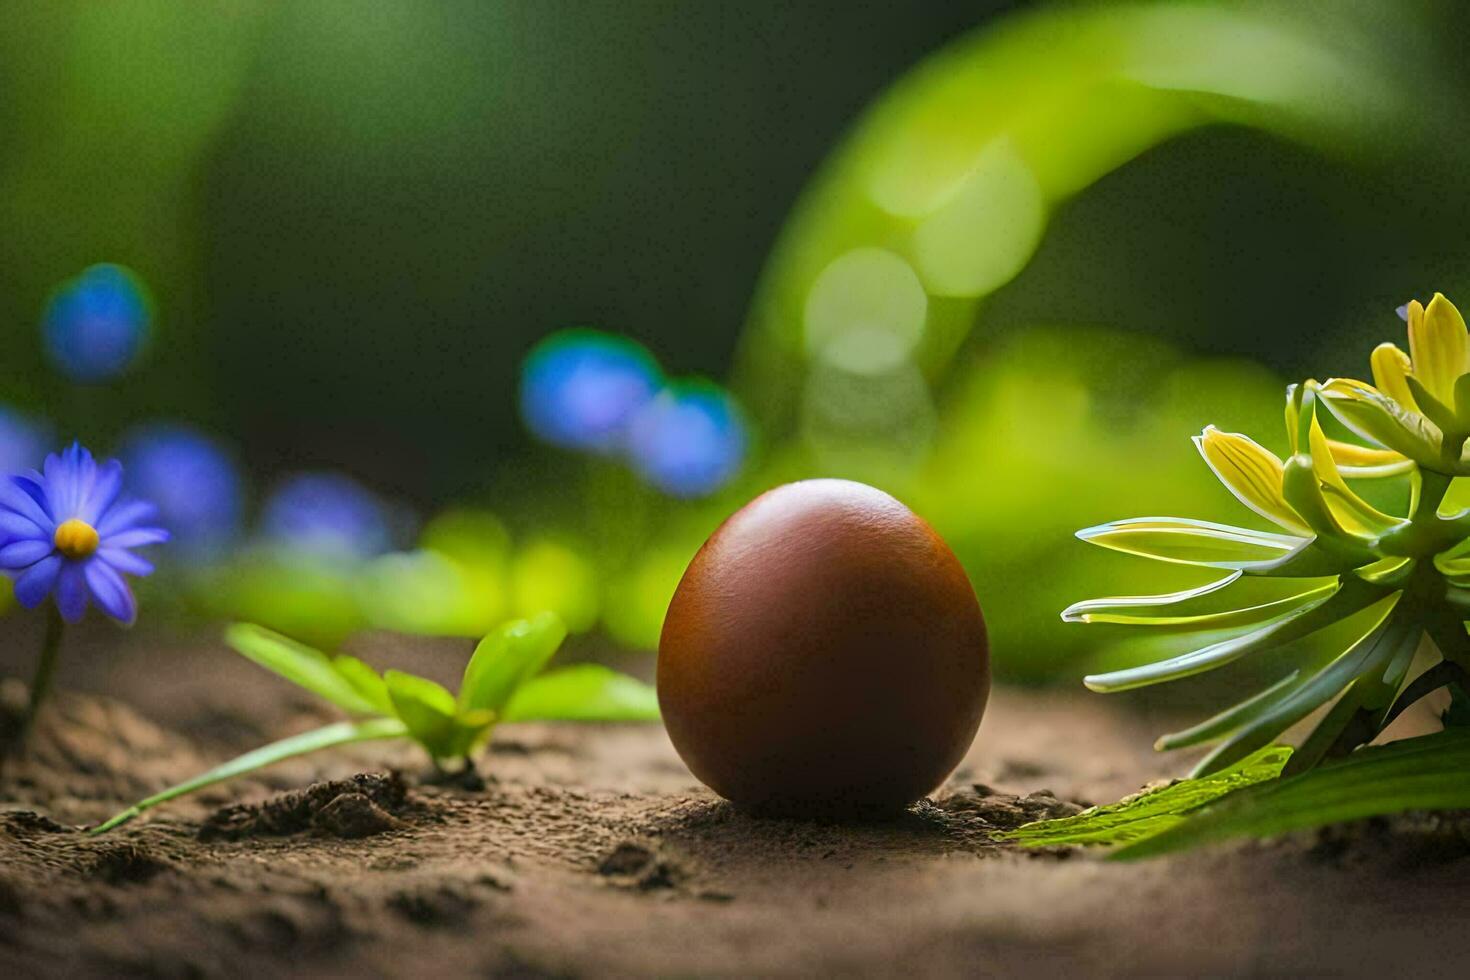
42, 264, 153, 383
260, 472, 393, 561
520, 330, 662, 452
0, 443, 169, 624
625, 381, 747, 498
119, 423, 243, 561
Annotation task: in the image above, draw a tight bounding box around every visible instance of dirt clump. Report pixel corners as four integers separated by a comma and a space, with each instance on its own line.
198, 772, 419, 841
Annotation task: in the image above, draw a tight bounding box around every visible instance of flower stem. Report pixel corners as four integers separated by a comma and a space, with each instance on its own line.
15, 604, 66, 749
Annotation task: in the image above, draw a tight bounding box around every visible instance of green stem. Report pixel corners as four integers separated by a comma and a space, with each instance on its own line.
89, 716, 408, 834
15, 604, 65, 749
1381, 469, 1455, 556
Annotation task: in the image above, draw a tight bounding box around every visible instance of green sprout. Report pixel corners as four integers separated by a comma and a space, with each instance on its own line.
1069, 294, 1470, 780
93, 612, 658, 833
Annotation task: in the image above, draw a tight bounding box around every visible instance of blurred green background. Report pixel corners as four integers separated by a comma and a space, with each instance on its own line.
6, 0, 1470, 685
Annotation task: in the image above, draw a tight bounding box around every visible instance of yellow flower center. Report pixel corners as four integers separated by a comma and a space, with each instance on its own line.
54, 518, 100, 560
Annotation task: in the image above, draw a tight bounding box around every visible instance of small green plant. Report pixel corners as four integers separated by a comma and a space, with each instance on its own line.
93, 612, 658, 832
1024, 295, 1470, 853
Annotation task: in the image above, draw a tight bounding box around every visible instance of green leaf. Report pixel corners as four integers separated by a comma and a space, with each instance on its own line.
459, 612, 568, 714
1154, 671, 1304, 751
1188, 593, 1404, 776
1243, 539, 1356, 578
1082, 579, 1389, 693
385, 670, 462, 758
1075, 517, 1305, 568
90, 717, 408, 834
1281, 620, 1423, 775
1063, 579, 1336, 634
1002, 746, 1291, 848
1113, 729, 1470, 860
1352, 556, 1416, 587
502, 665, 661, 722
225, 623, 382, 716
331, 655, 394, 715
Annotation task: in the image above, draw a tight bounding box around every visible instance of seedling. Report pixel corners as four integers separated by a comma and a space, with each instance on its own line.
93, 612, 658, 832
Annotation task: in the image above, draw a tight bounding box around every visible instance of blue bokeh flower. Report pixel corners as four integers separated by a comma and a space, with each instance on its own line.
0, 405, 51, 478
0, 443, 168, 624
625, 381, 747, 498
260, 472, 393, 561
42, 264, 153, 383
119, 423, 244, 561
520, 330, 662, 452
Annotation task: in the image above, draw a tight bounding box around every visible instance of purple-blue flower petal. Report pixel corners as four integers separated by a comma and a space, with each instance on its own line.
0, 511, 45, 541
43, 447, 80, 517
54, 563, 88, 622
0, 476, 53, 529
15, 474, 54, 521
13, 555, 62, 608
0, 538, 54, 569
100, 527, 169, 549
97, 499, 159, 537
84, 560, 136, 625
97, 547, 153, 576
79, 459, 123, 525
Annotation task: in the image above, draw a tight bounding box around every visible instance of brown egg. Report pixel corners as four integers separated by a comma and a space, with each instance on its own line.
658, 479, 989, 815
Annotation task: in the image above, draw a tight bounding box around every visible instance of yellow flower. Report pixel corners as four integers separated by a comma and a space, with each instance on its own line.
1369, 293, 1469, 430
1313, 294, 1470, 474
1404, 293, 1469, 407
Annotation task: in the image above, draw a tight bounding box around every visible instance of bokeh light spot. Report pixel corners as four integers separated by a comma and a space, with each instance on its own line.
603, 543, 696, 651
625, 381, 747, 499
801, 358, 936, 477
356, 549, 475, 636
260, 471, 393, 561
520, 329, 662, 452
42, 264, 154, 383
911, 139, 1044, 298
804, 248, 927, 375
120, 423, 244, 562
511, 538, 599, 633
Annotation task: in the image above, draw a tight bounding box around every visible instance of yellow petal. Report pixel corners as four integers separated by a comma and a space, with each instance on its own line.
1316, 377, 1442, 464
1194, 426, 1311, 535
1408, 293, 1469, 403
1307, 414, 1402, 538
1370, 342, 1418, 412
1326, 439, 1412, 478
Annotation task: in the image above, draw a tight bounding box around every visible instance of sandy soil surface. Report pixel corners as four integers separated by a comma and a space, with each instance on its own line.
1, 622, 1468, 978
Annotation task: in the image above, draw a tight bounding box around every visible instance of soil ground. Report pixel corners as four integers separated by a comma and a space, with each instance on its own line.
2, 621, 1468, 978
